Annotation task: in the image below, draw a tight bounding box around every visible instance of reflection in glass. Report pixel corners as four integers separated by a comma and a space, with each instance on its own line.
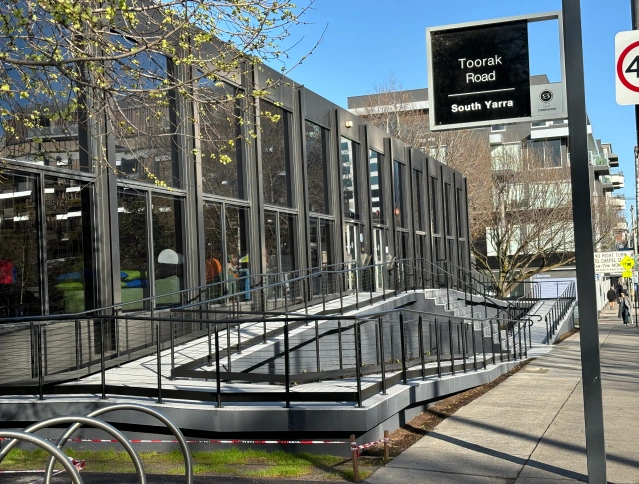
203, 201, 224, 288
393, 160, 405, 228
305, 121, 329, 214
279, 213, 297, 273
370, 150, 383, 224
310, 218, 333, 268
264, 211, 278, 273
261, 101, 291, 207
412, 169, 424, 231
226, 206, 251, 297
152, 195, 184, 303
118, 189, 149, 309
341, 138, 358, 219
199, 82, 244, 198
0, 172, 40, 316
45, 177, 94, 314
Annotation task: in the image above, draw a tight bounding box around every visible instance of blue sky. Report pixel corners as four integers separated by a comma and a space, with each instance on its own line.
281, 0, 637, 217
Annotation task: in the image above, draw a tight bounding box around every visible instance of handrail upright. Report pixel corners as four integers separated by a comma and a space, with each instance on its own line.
399, 313, 407, 384
378, 316, 386, 394
354, 319, 363, 407
448, 319, 455, 375
418, 316, 426, 380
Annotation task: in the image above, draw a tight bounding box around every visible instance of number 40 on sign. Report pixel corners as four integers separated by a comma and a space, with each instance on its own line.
615, 30, 639, 105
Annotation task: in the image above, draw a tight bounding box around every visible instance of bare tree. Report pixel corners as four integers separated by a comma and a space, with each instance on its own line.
358, 74, 624, 296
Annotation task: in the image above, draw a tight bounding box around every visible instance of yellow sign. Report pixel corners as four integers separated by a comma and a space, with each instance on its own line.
620, 255, 635, 270
623, 270, 634, 278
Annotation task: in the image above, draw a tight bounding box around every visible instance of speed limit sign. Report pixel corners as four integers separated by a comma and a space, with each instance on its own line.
616, 30, 639, 105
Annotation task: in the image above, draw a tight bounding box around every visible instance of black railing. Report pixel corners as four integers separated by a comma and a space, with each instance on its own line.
0, 306, 531, 408
544, 282, 577, 344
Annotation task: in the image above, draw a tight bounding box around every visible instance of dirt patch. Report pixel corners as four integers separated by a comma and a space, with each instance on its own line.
361, 359, 534, 458
553, 327, 579, 345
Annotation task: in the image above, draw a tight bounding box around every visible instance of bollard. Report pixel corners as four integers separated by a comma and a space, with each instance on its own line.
384, 430, 390, 460
351, 434, 359, 483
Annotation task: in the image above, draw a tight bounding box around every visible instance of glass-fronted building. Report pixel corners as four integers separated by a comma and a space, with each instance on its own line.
0, 55, 470, 318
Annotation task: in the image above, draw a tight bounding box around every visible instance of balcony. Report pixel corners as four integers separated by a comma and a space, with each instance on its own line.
608, 153, 619, 167
591, 153, 610, 176
611, 172, 625, 190
600, 175, 614, 192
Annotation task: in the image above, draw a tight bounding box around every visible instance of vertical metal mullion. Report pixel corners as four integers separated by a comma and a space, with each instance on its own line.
35, 172, 49, 315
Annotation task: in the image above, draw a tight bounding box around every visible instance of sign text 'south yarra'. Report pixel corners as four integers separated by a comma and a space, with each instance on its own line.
428, 20, 531, 128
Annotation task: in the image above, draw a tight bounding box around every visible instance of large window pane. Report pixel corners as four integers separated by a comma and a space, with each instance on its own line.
370, 150, 384, 224
261, 101, 291, 207
393, 160, 406, 228
305, 120, 329, 214
341, 138, 359, 219
226, 206, 251, 296
199, 82, 244, 199
279, 213, 297, 273
203, 201, 224, 285
118, 189, 149, 309
412, 169, 424, 231
0, 172, 40, 316
152, 195, 184, 304
265, 211, 278, 274
45, 177, 94, 314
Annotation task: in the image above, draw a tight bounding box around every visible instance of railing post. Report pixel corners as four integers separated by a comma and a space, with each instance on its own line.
170, 318, 175, 377
355, 266, 360, 310
215, 323, 222, 408
378, 316, 386, 394
461, 323, 467, 373
156, 323, 162, 404
339, 271, 344, 314
505, 323, 511, 362
471, 323, 478, 371
75, 319, 80, 370
419, 316, 426, 380
448, 319, 455, 375
338, 319, 344, 371
37, 322, 44, 401
545, 316, 550, 344
490, 320, 496, 364
100, 319, 106, 400
207, 323, 212, 366
435, 318, 442, 378
481, 322, 487, 369
399, 313, 407, 385
284, 316, 291, 409
518, 321, 523, 360
315, 318, 321, 373
354, 319, 363, 407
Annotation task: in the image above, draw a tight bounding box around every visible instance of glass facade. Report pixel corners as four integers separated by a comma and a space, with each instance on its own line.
370, 150, 383, 224
341, 137, 359, 220
0, 173, 40, 316
305, 120, 329, 214
262, 101, 292, 207
45, 177, 94, 314
393, 160, 406, 228
0, 60, 469, 318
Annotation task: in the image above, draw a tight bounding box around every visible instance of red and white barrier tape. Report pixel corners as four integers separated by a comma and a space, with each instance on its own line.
351, 437, 390, 456
0, 437, 345, 445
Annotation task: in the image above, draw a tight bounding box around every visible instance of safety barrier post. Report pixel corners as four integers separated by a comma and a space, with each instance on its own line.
471, 323, 477, 371
461, 324, 467, 373
384, 430, 390, 460
481, 322, 487, 369
545, 316, 550, 344
351, 434, 360, 483
435, 318, 442, 378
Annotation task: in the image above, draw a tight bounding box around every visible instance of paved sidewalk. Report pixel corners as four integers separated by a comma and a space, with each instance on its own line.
365, 306, 639, 484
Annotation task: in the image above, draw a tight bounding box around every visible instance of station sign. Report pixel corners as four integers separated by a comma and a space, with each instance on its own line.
427, 12, 567, 130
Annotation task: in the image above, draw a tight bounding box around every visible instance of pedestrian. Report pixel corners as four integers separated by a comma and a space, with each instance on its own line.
607, 286, 617, 309
618, 291, 632, 326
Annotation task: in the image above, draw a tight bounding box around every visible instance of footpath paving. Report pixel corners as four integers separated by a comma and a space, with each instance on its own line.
365, 306, 639, 484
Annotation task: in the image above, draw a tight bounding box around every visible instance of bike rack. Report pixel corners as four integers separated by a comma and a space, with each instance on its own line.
0, 403, 193, 484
